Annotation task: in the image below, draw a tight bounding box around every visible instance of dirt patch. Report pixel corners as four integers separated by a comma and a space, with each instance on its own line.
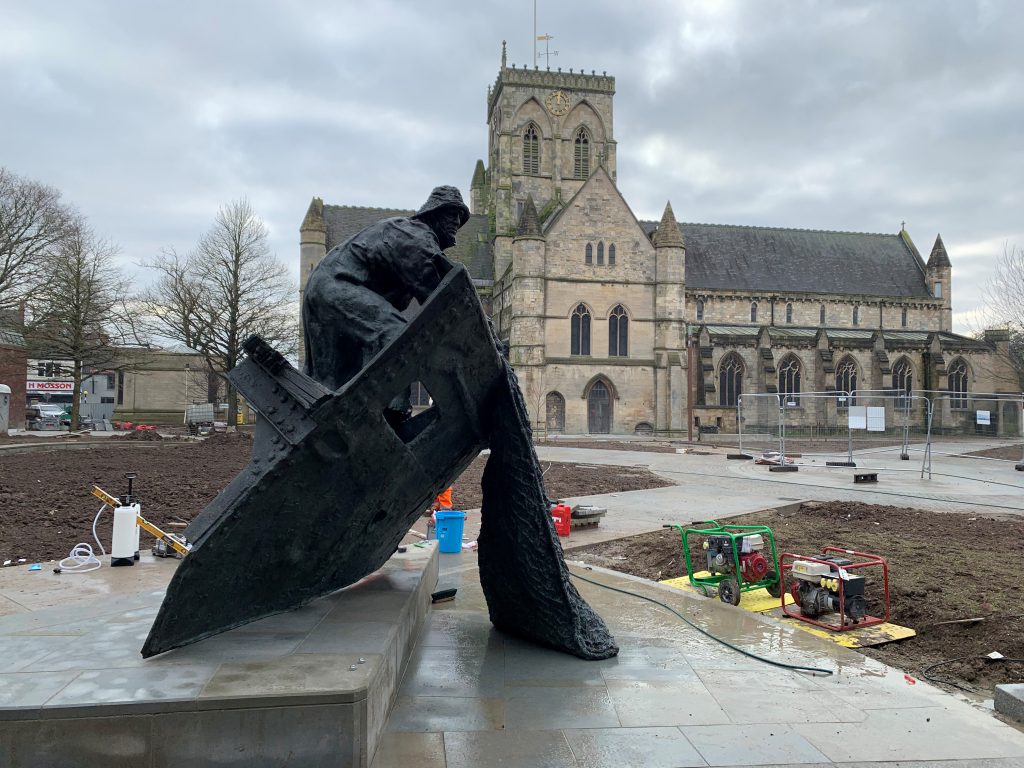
112, 430, 166, 441
450, 458, 674, 511
964, 444, 1024, 461
572, 501, 1024, 696
0, 438, 672, 564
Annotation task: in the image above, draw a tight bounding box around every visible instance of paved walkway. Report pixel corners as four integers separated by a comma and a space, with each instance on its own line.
371, 554, 1024, 767
384, 440, 1024, 766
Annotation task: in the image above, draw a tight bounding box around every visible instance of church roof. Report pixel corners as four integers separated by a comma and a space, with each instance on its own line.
641, 222, 933, 299
322, 205, 493, 282
702, 323, 993, 351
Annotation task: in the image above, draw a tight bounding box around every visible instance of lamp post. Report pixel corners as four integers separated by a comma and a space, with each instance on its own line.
686, 328, 694, 443
183, 363, 190, 425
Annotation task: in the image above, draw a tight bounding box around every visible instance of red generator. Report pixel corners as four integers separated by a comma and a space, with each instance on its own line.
551, 503, 572, 537
780, 548, 890, 631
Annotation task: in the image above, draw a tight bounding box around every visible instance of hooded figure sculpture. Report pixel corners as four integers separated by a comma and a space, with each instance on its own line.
303, 186, 470, 399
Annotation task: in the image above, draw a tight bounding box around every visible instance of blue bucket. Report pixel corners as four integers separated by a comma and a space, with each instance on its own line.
435, 511, 466, 554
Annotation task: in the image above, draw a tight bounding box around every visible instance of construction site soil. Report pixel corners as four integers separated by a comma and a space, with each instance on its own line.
571, 500, 1024, 697
0, 433, 672, 564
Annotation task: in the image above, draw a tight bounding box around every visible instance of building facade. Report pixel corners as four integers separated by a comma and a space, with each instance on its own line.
299, 51, 1020, 437
0, 311, 28, 431
21, 348, 211, 427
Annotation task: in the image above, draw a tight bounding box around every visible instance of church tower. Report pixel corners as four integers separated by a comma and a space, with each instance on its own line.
484, 44, 616, 280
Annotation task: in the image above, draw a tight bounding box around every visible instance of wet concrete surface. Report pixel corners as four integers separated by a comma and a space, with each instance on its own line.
370, 549, 1024, 767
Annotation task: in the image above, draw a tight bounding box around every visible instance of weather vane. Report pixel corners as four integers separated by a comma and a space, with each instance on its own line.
537, 34, 558, 67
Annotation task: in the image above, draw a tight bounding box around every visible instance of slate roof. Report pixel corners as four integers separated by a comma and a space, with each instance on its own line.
321, 205, 493, 283
705, 325, 760, 336
640, 222, 932, 299
701, 324, 995, 352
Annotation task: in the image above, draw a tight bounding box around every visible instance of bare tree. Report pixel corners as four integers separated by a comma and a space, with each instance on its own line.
0, 167, 73, 312
140, 198, 297, 428
982, 243, 1024, 382
24, 217, 135, 430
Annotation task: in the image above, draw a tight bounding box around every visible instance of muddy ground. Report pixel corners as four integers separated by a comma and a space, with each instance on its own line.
0, 433, 672, 563
572, 500, 1024, 696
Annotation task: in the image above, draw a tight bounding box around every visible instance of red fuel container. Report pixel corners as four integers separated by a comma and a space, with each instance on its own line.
551, 504, 572, 537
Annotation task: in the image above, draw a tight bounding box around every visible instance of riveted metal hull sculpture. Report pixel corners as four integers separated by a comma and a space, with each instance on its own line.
143, 266, 618, 660
143, 187, 616, 660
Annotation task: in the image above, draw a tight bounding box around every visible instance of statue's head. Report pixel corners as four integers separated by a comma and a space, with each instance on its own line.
414, 186, 470, 249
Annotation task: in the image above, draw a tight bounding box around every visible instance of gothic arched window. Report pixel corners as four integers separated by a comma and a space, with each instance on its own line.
901, 307, 908, 327
819, 305, 826, 325
948, 358, 969, 410
853, 306, 860, 326
778, 355, 802, 406
571, 303, 591, 356
608, 244, 616, 266
585, 243, 593, 264
750, 302, 758, 323
608, 305, 628, 357
597, 241, 604, 265
836, 356, 858, 407
523, 124, 540, 175
892, 358, 913, 410
574, 127, 591, 179
786, 303, 793, 324
719, 353, 744, 407
696, 299, 705, 322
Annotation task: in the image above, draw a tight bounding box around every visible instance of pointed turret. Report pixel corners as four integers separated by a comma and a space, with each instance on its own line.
651, 201, 686, 433
652, 202, 684, 248
470, 159, 487, 215
927, 234, 951, 268
299, 197, 329, 369
515, 195, 543, 238
301, 197, 325, 233
925, 233, 952, 332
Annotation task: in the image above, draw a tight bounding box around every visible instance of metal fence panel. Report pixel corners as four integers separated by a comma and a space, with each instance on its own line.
927, 391, 1023, 468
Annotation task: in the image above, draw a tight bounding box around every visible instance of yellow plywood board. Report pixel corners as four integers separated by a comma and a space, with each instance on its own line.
660, 573, 794, 612
763, 608, 917, 648
660, 574, 915, 648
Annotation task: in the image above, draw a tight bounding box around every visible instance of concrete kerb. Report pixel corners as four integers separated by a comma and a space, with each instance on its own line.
997, 685, 1024, 723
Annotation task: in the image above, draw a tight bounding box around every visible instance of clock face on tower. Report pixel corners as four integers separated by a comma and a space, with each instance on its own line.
545, 90, 570, 116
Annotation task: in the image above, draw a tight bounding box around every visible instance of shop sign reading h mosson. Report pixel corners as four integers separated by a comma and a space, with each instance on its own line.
27, 380, 74, 392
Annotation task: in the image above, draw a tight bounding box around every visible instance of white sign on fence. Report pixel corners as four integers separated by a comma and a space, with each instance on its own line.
867, 407, 886, 432
976, 410, 991, 425
848, 406, 867, 429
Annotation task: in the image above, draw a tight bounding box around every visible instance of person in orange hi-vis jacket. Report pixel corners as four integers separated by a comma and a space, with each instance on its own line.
432, 487, 453, 511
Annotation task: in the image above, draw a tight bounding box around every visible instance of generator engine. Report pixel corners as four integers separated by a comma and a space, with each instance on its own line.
706, 533, 771, 582
790, 554, 867, 622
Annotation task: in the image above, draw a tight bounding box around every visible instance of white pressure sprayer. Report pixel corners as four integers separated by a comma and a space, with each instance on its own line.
109, 472, 141, 567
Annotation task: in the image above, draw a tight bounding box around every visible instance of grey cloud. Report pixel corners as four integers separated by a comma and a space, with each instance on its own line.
1, 0, 1020, 329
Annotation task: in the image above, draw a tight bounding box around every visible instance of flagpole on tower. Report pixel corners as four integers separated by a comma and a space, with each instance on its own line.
533, 0, 537, 65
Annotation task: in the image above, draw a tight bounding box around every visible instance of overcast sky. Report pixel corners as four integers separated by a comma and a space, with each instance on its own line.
2, 0, 1020, 333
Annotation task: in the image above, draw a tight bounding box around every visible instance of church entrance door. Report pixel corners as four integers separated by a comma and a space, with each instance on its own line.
546, 392, 565, 434
587, 381, 612, 433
